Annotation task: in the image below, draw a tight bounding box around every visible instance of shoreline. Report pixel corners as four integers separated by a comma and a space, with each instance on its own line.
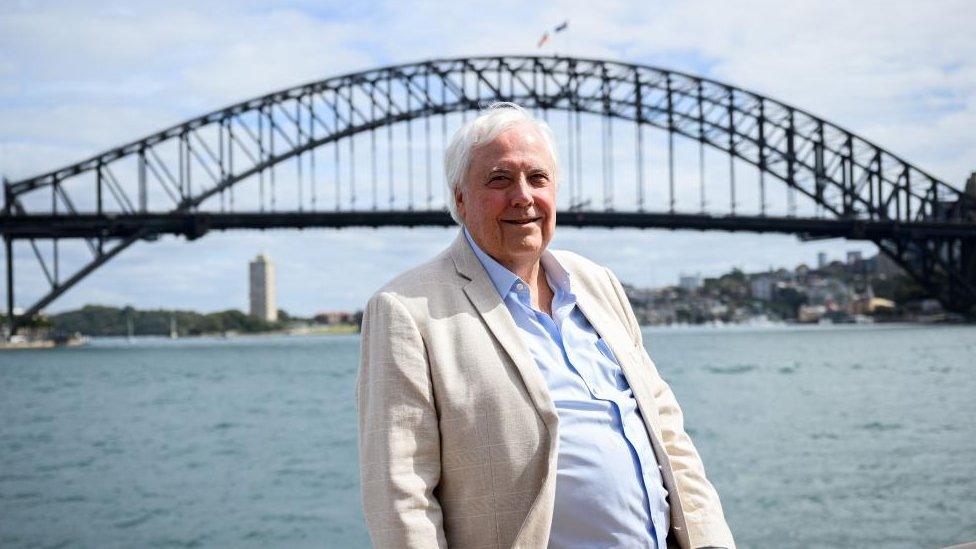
7, 319, 973, 351
0, 324, 360, 350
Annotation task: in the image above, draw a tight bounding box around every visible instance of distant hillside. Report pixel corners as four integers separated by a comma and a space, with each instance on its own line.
48, 305, 294, 336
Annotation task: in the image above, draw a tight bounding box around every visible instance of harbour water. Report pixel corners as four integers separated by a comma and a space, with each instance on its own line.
1, 324, 974, 548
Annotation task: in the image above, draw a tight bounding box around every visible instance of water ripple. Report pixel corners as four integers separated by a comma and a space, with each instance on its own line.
704, 364, 756, 374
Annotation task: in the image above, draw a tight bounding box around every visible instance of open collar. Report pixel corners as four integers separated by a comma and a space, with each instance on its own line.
461, 226, 575, 304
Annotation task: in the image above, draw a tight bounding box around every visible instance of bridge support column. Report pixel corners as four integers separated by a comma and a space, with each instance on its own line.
4, 235, 14, 340
3, 176, 12, 341
963, 172, 976, 315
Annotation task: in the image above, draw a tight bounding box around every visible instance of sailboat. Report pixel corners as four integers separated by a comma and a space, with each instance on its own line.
169, 315, 178, 339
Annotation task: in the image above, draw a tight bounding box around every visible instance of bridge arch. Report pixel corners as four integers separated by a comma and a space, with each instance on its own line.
4, 56, 975, 332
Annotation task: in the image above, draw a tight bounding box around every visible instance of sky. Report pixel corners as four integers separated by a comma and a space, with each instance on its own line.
2, 0, 975, 316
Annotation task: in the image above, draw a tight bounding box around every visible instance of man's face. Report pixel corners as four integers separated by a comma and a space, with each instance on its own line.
456, 123, 557, 269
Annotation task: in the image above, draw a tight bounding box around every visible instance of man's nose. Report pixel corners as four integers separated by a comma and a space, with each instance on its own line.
509, 174, 533, 206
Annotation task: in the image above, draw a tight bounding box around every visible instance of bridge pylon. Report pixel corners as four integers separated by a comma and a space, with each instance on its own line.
963, 172, 976, 315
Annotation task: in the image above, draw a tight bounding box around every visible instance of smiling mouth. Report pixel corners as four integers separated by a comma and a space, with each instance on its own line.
502, 217, 542, 225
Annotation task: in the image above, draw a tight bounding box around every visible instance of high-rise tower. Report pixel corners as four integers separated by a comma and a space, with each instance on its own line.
249, 253, 277, 322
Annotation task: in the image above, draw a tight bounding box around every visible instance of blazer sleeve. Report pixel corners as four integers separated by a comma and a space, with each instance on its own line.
357, 291, 448, 548
604, 267, 736, 549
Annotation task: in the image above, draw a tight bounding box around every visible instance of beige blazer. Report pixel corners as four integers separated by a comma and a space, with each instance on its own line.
357, 231, 735, 549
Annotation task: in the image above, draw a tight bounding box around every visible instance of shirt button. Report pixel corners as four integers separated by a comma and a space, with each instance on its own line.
658, 465, 664, 470
516, 283, 524, 291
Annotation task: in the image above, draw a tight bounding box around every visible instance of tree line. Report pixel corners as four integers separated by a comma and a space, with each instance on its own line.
10, 305, 298, 337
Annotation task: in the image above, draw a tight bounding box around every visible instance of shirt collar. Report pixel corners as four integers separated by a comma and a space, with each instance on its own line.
462, 226, 574, 300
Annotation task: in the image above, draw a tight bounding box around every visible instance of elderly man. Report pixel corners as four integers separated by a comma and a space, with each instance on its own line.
357, 102, 734, 549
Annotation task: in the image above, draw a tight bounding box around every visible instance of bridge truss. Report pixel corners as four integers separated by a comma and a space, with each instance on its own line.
3, 56, 975, 334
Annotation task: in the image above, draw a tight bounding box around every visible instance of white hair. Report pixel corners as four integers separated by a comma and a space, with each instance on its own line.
443, 102, 558, 224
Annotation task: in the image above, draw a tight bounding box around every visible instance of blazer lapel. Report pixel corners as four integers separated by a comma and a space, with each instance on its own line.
448, 232, 559, 431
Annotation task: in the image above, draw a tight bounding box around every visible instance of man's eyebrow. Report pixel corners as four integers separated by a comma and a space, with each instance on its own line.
483, 165, 551, 177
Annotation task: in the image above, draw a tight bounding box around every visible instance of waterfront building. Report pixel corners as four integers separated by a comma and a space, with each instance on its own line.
750, 273, 778, 301
817, 251, 828, 270
851, 296, 896, 316
806, 278, 851, 307
797, 304, 827, 323
679, 273, 702, 292
249, 253, 277, 322
313, 310, 355, 325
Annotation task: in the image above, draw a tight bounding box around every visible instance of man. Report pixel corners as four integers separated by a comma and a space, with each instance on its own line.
357, 102, 734, 549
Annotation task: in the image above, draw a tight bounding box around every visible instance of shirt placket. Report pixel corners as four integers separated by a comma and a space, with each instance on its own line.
624, 402, 669, 543
508, 279, 667, 547
564, 304, 663, 542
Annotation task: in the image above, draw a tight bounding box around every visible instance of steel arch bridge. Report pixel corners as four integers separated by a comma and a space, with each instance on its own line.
3, 55, 976, 334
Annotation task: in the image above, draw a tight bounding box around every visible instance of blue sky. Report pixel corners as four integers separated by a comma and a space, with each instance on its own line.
2, 0, 975, 316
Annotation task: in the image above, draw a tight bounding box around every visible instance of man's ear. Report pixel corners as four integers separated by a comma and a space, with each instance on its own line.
454, 186, 465, 219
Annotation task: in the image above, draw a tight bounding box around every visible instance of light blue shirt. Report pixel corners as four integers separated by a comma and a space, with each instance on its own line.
463, 228, 670, 548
